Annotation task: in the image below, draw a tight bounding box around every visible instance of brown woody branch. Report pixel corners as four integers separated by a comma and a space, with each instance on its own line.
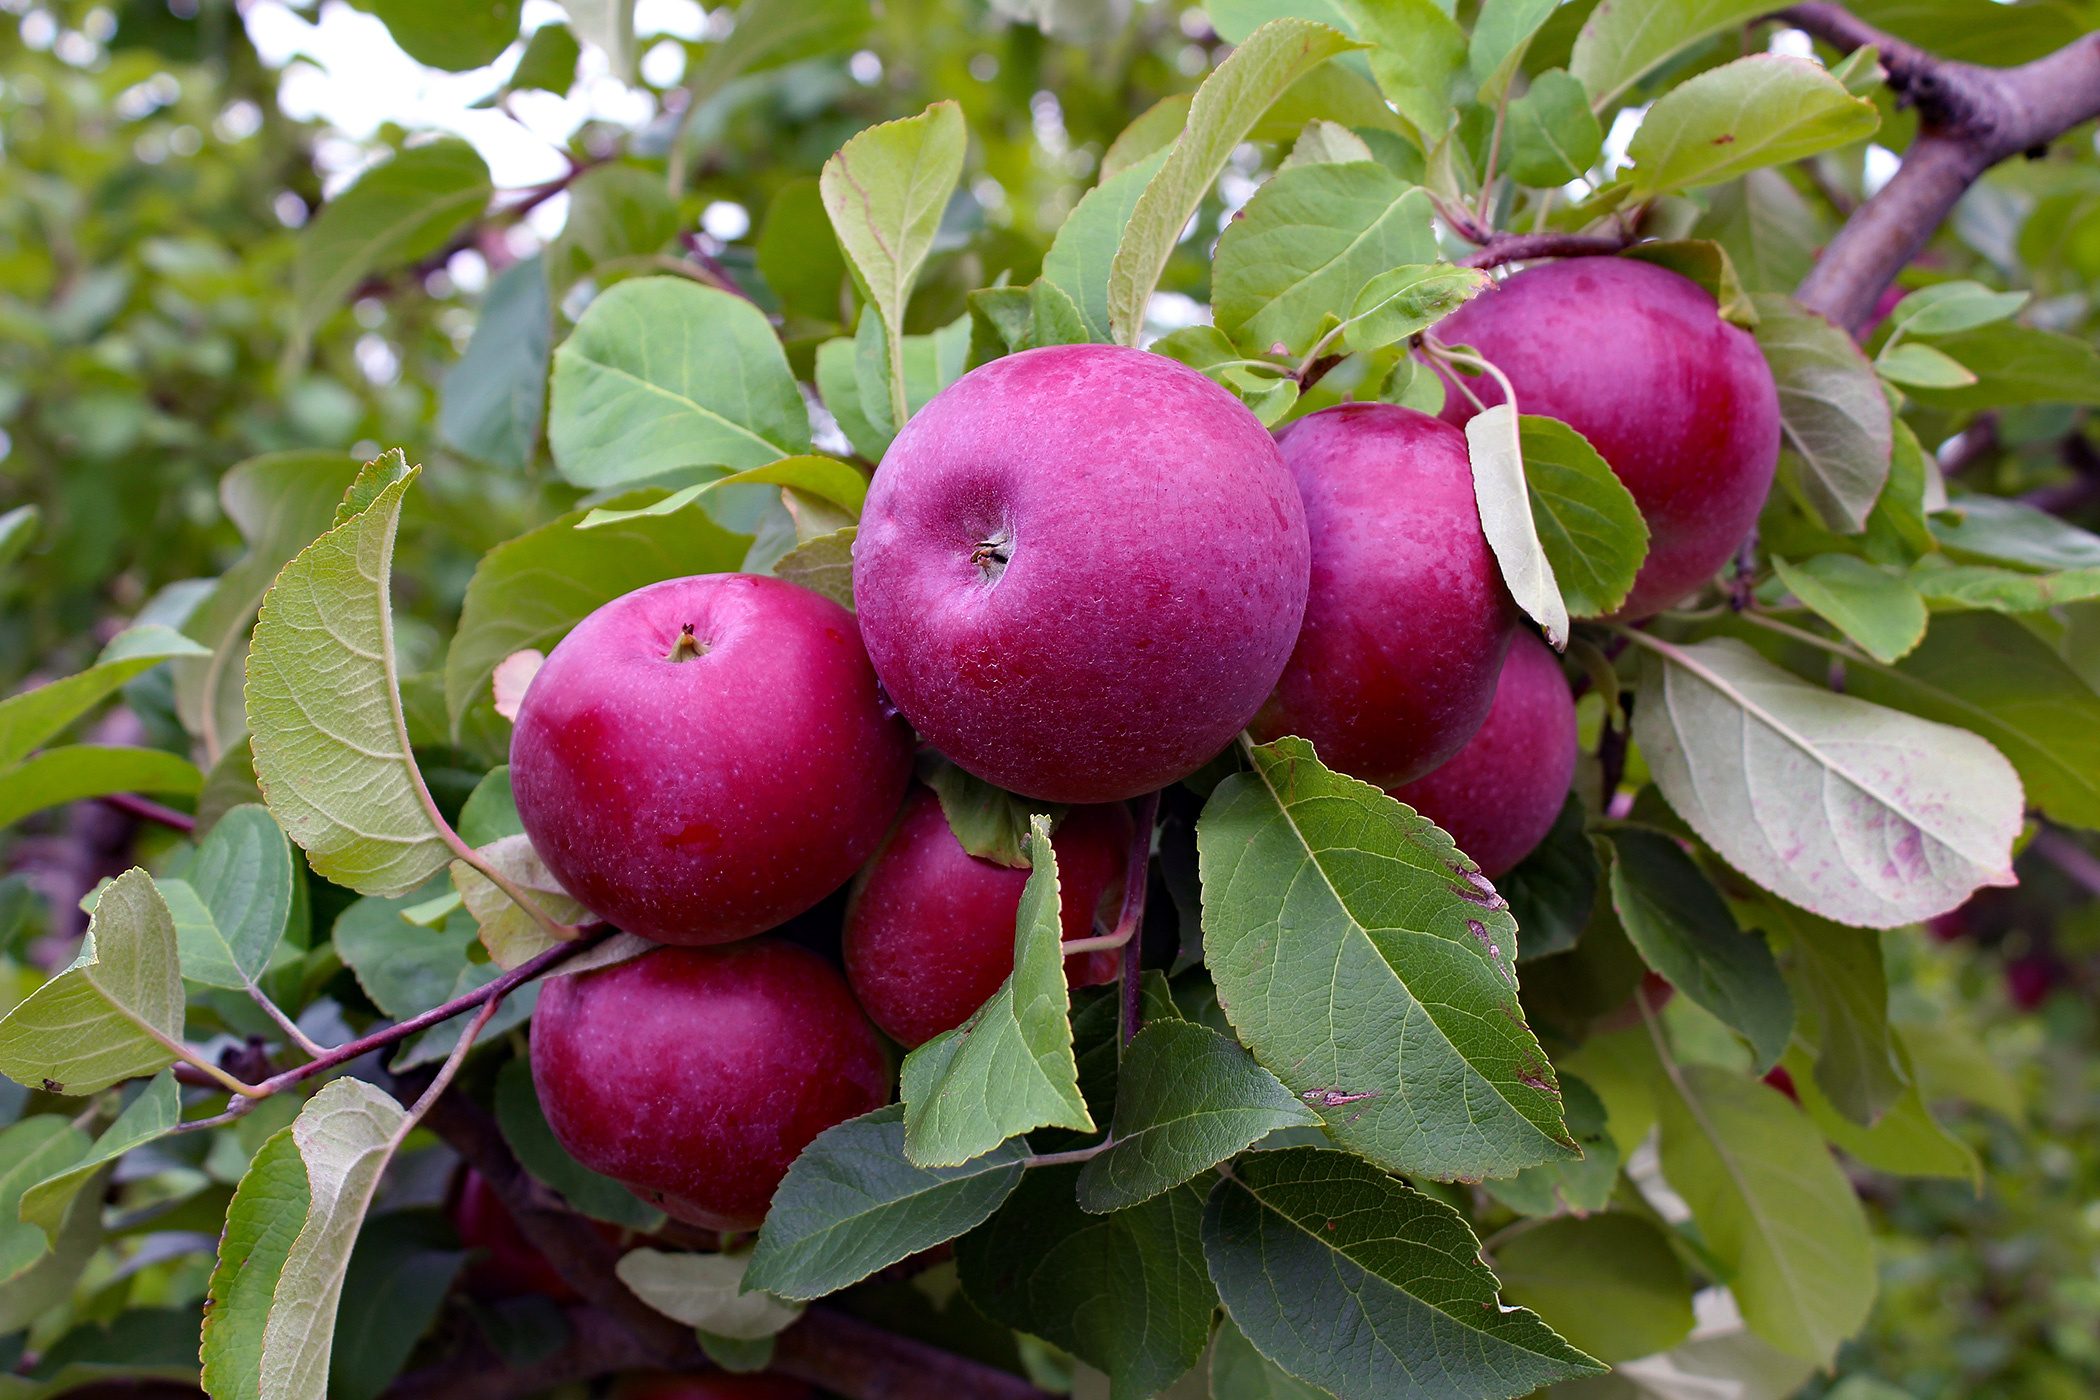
1457, 232, 1634, 269
1780, 2, 2100, 330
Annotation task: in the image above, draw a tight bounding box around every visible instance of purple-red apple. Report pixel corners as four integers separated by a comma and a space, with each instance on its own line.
1250, 402, 1519, 787
843, 787, 1134, 1047
1390, 630, 1577, 877
852, 344, 1311, 804
617, 1374, 815, 1400
448, 1168, 582, 1302
510, 574, 912, 946
530, 940, 889, 1231
1433, 257, 1781, 620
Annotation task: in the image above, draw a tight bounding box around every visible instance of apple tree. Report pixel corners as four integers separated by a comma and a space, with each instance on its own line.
1, 1, 2099, 1399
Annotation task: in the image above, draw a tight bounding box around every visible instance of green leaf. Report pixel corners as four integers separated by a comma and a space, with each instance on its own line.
839, 309, 973, 453
1655, 1064, 1875, 1365
1150, 325, 1301, 427
1931, 494, 2100, 572
1492, 1213, 1695, 1364
1606, 828, 1792, 1071
1764, 900, 1903, 1126
1210, 1314, 1330, 1400
175, 451, 366, 761
332, 891, 537, 1058
1695, 169, 1824, 296
1504, 69, 1603, 187
291, 141, 491, 356
442, 488, 750, 737
821, 100, 967, 426
1631, 635, 2022, 927
1339, 261, 1490, 355
439, 254, 551, 472
177, 804, 296, 990
1875, 341, 1975, 388
615, 1249, 802, 1338
1843, 610, 2100, 831
550, 165, 677, 284
561, 0, 636, 79
20, 1072, 179, 1248
247, 464, 451, 899
1783, 1043, 1977, 1183
547, 277, 809, 488
1754, 294, 1892, 534
578, 455, 865, 529
492, 1058, 663, 1229
0, 625, 205, 769
745, 1104, 1026, 1301
507, 21, 580, 94
1520, 414, 1649, 619
1075, 1020, 1318, 1214
202, 1128, 309, 1400
957, 1166, 1216, 1400
680, 0, 870, 109
771, 526, 856, 611
920, 756, 1065, 868
1620, 238, 1759, 329
1281, 117, 1375, 168
1910, 561, 2100, 613
1204, 1147, 1604, 1397
356, 0, 520, 70
1343, 0, 1467, 142
757, 177, 849, 323
1770, 554, 1928, 664
1198, 736, 1576, 1181
0, 1156, 107, 1333
1901, 321, 2100, 410
258, 1078, 411, 1400
327, 1210, 465, 1400
0, 1117, 90, 1281
1497, 794, 1599, 962
0, 505, 38, 575
1886, 280, 2028, 337
1043, 148, 1173, 344
1570, 0, 1779, 111
1467, 404, 1570, 649
1626, 56, 1878, 196
966, 279, 1090, 364
1481, 1074, 1619, 1217
1107, 19, 1360, 346
1469, 0, 1559, 101
0, 745, 202, 830
0, 868, 182, 1096
1213, 162, 1438, 357
901, 814, 1093, 1166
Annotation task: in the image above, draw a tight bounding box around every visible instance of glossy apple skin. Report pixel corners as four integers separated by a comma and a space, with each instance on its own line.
616, 1374, 814, 1400
853, 344, 1311, 803
1390, 630, 1577, 877
843, 787, 1133, 1047
1433, 257, 1781, 620
510, 574, 913, 946
1250, 403, 1519, 787
530, 940, 890, 1231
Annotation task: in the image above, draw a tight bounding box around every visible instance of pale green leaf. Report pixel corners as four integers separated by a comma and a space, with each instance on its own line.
1931, 494, 2100, 571
1620, 237, 1760, 328
360, 0, 519, 70
0, 1154, 106, 1333
448, 836, 591, 970
1655, 1064, 1875, 1364
615, 1249, 803, 1338
1907, 562, 2100, 614
1043, 148, 1173, 344
1075, 1020, 1317, 1214
560, 0, 635, 80
1626, 56, 1879, 196
1505, 69, 1604, 187
901, 814, 1093, 1167
745, 1104, 1026, 1301
1107, 18, 1359, 345
1469, 0, 1559, 102
1339, 261, 1489, 355
1492, 1213, 1694, 1363
0, 1117, 90, 1282
439, 254, 551, 471
179, 804, 297, 988
1764, 900, 1903, 1126
0, 868, 182, 1096
1481, 1074, 1619, 1217
202, 1127, 311, 1400
1204, 1148, 1604, 1397
547, 277, 809, 488
1520, 414, 1649, 619
1341, 0, 1466, 141
1897, 1020, 2021, 1121
1771, 554, 1928, 664
0, 625, 205, 769
1631, 636, 2022, 927
258, 1078, 410, 1400
247, 465, 451, 898
1570, 0, 1780, 111
1886, 280, 2029, 337
20, 1072, 179, 1247
507, 21, 580, 95
0, 745, 202, 830
1197, 736, 1576, 1181
682, 0, 870, 112
770, 526, 856, 612
1281, 117, 1374, 168
577, 455, 865, 529
1694, 169, 1824, 296
1467, 403, 1570, 649
1783, 1043, 1977, 1183
1875, 342, 1976, 389
1898, 322, 2100, 411
1753, 294, 1892, 534
1149, 325, 1301, 426
920, 756, 1065, 868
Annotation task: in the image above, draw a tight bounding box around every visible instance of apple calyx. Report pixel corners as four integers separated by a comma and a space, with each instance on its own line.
664, 623, 707, 663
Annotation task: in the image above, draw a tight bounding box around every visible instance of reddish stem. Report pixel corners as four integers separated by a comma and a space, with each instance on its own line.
1117, 790, 1161, 1047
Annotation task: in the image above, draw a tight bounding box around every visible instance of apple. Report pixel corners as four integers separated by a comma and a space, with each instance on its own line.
530, 940, 890, 1231
447, 1167, 581, 1302
616, 1374, 814, 1400
843, 787, 1134, 1047
510, 574, 913, 946
1249, 402, 1519, 787
1389, 630, 1576, 878
852, 343, 1311, 804
1432, 257, 1781, 620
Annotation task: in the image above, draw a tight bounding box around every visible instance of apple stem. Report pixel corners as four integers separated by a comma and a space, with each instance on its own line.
1117, 789, 1162, 1050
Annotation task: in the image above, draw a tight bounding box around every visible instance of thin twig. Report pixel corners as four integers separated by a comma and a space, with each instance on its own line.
100, 793, 195, 832
1117, 791, 1160, 1048
1457, 231, 1632, 270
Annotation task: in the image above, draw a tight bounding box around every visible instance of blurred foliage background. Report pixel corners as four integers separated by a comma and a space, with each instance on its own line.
1, 0, 2098, 1396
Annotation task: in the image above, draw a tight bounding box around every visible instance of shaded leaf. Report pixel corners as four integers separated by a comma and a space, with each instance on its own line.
0, 745, 201, 830
771, 527, 856, 611
1521, 414, 1649, 620
1771, 555, 1927, 664
1493, 1212, 1693, 1363
327, 1210, 464, 1400
1764, 900, 1902, 1126
1346, 0, 1467, 142
179, 805, 297, 990
1753, 294, 1892, 534
1570, 0, 1779, 110
920, 755, 1066, 868
1619, 238, 1759, 329
440, 255, 551, 472
1885, 280, 2028, 337
21, 1072, 178, 1247
493, 1057, 664, 1230
0, 1118, 91, 1282
616, 1249, 802, 1338
0, 625, 205, 769
1900, 322, 2100, 410
1498, 794, 1599, 962
1931, 493, 2100, 571
1782, 1044, 1977, 1184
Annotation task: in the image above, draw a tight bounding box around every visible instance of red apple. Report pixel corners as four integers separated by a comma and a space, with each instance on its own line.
1389, 630, 1576, 878
530, 940, 890, 1231
447, 1167, 581, 1302
1432, 257, 1781, 620
842, 787, 1134, 1048
1249, 402, 1519, 787
510, 574, 913, 946
853, 344, 1310, 804
616, 1374, 814, 1400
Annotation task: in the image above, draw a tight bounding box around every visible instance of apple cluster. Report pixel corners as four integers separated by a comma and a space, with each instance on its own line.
506, 259, 1780, 1231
